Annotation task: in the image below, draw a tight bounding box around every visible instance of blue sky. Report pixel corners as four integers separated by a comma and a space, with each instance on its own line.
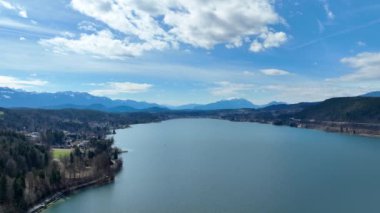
0, 0, 380, 105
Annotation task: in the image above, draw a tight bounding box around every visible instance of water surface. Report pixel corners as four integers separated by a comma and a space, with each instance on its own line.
45, 119, 380, 213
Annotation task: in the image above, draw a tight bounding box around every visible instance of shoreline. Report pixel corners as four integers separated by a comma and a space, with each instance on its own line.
28, 176, 115, 213
29, 118, 379, 212
155, 117, 380, 138
28, 157, 123, 213
197, 117, 380, 138
240, 121, 380, 138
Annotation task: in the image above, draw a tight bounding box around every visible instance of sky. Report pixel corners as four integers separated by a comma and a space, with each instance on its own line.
0, 0, 380, 105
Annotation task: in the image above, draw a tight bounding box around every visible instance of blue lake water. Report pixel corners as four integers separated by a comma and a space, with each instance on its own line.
45, 119, 380, 213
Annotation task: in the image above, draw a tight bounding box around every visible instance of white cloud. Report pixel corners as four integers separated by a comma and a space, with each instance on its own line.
263, 82, 373, 103
78, 21, 98, 32
249, 40, 264, 53
322, 0, 334, 20
18, 9, 27, 18
260, 68, 290, 76
242, 71, 255, 76
42, 0, 287, 59
0, 0, 13, 9
40, 30, 168, 59
0, 18, 60, 35
0, 0, 28, 18
60, 31, 75, 38
89, 81, 153, 96
210, 81, 255, 97
0, 75, 47, 89
339, 52, 380, 81
249, 31, 288, 52
357, 41, 366, 47
161, 0, 284, 49
19, 36, 26, 41
70, 0, 170, 42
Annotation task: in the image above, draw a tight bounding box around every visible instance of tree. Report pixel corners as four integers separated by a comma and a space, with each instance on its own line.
13, 176, 25, 205
113, 150, 118, 160
0, 175, 7, 203
5, 159, 17, 178
74, 146, 81, 157
87, 150, 95, 159
70, 153, 74, 164
49, 162, 61, 186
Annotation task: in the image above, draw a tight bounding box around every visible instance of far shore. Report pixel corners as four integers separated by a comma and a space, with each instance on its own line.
128, 117, 380, 138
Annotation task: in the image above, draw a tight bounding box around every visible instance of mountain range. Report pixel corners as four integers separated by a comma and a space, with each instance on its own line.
0, 87, 284, 112
1, 87, 378, 112
0, 87, 162, 112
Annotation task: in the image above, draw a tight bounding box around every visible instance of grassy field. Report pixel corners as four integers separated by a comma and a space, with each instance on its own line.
52, 148, 72, 159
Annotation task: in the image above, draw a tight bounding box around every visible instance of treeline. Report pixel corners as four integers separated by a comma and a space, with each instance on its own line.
206, 97, 380, 124
1, 97, 379, 134
0, 108, 165, 136
0, 131, 121, 212
295, 97, 380, 123
0, 131, 51, 212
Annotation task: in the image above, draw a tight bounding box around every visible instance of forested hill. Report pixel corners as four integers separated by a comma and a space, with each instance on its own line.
295, 97, 380, 123
0, 108, 168, 212
0, 131, 50, 212
1, 97, 380, 133
0, 130, 122, 212
0, 108, 163, 134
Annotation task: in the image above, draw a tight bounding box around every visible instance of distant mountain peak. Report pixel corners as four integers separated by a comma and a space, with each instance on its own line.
361, 91, 380, 97
194, 98, 257, 110
0, 87, 164, 112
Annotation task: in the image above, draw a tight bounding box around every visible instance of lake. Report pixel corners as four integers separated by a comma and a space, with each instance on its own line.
44, 119, 380, 213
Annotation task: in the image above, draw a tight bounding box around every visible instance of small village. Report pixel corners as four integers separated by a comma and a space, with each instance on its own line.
24, 131, 91, 149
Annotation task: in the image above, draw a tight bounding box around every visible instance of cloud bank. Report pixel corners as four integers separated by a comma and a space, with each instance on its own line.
0, 75, 47, 89
40, 0, 288, 58
339, 52, 380, 81
210, 81, 255, 97
260, 68, 290, 76
90, 81, 153, 96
